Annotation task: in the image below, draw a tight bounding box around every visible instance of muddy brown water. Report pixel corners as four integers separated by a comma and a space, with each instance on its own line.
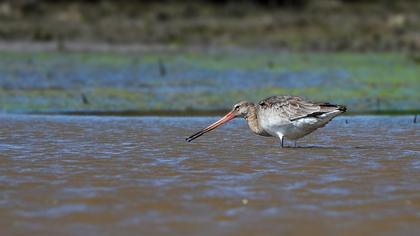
0, 114, 419, 236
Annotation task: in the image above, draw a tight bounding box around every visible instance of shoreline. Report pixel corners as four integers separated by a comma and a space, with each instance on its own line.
22, 109, 420, 117
0, 50, 417, 115
0, 41, 417, 53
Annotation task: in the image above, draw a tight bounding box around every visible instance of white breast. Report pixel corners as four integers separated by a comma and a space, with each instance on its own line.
259, 110, 342, 140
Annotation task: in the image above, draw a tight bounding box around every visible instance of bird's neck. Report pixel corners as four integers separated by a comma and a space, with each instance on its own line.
245, 105, 269, 136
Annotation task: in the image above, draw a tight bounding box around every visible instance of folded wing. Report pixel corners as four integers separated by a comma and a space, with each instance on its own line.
258, 95, 346, 121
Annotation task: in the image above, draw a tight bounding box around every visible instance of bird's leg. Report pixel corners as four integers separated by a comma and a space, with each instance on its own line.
294, 140, 297, 148
277, 133, 285, 148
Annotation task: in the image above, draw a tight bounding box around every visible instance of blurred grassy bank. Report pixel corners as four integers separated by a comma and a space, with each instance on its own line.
0, 1, 419, 51
0, 50, 418, 115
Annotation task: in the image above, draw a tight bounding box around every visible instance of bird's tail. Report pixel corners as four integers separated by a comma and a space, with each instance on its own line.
337, 105, 347, 112
319, 103, 347, 113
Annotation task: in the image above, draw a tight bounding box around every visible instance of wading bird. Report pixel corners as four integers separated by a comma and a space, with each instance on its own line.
186, 95, 347, 147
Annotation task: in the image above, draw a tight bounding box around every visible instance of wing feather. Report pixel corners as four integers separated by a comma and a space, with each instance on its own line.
258, 95, 341, 121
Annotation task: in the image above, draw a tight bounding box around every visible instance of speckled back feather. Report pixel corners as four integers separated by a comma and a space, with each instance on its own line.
258, 95, 346, 121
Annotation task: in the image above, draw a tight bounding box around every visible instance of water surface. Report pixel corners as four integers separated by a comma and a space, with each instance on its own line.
0, 115, 419, 235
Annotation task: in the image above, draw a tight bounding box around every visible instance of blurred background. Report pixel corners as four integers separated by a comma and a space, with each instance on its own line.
0, 0, 419, 114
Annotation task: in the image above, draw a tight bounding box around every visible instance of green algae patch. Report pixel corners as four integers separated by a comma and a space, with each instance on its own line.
0, 51, 418, 114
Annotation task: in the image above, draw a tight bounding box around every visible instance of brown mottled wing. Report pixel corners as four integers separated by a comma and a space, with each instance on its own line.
258, 95, 333, 121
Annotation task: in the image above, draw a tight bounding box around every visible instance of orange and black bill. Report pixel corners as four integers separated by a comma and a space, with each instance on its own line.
186, 112, 235, 142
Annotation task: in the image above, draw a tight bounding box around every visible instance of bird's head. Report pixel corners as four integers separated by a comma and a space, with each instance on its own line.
186, 100, 254, 142
231, 100, 255, 119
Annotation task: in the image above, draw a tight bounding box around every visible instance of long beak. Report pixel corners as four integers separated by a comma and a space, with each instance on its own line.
186, 111, 235, 142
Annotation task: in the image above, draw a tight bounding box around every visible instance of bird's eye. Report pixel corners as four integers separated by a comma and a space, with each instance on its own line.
234, 106, 239, 110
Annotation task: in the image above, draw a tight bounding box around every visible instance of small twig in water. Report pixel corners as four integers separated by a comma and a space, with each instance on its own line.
158, 59, 166, 77
81, 93, 89, 105
376, 98, 381, 112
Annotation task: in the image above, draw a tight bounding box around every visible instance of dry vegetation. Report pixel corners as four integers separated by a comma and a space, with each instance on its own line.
0, 0, 419, 51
